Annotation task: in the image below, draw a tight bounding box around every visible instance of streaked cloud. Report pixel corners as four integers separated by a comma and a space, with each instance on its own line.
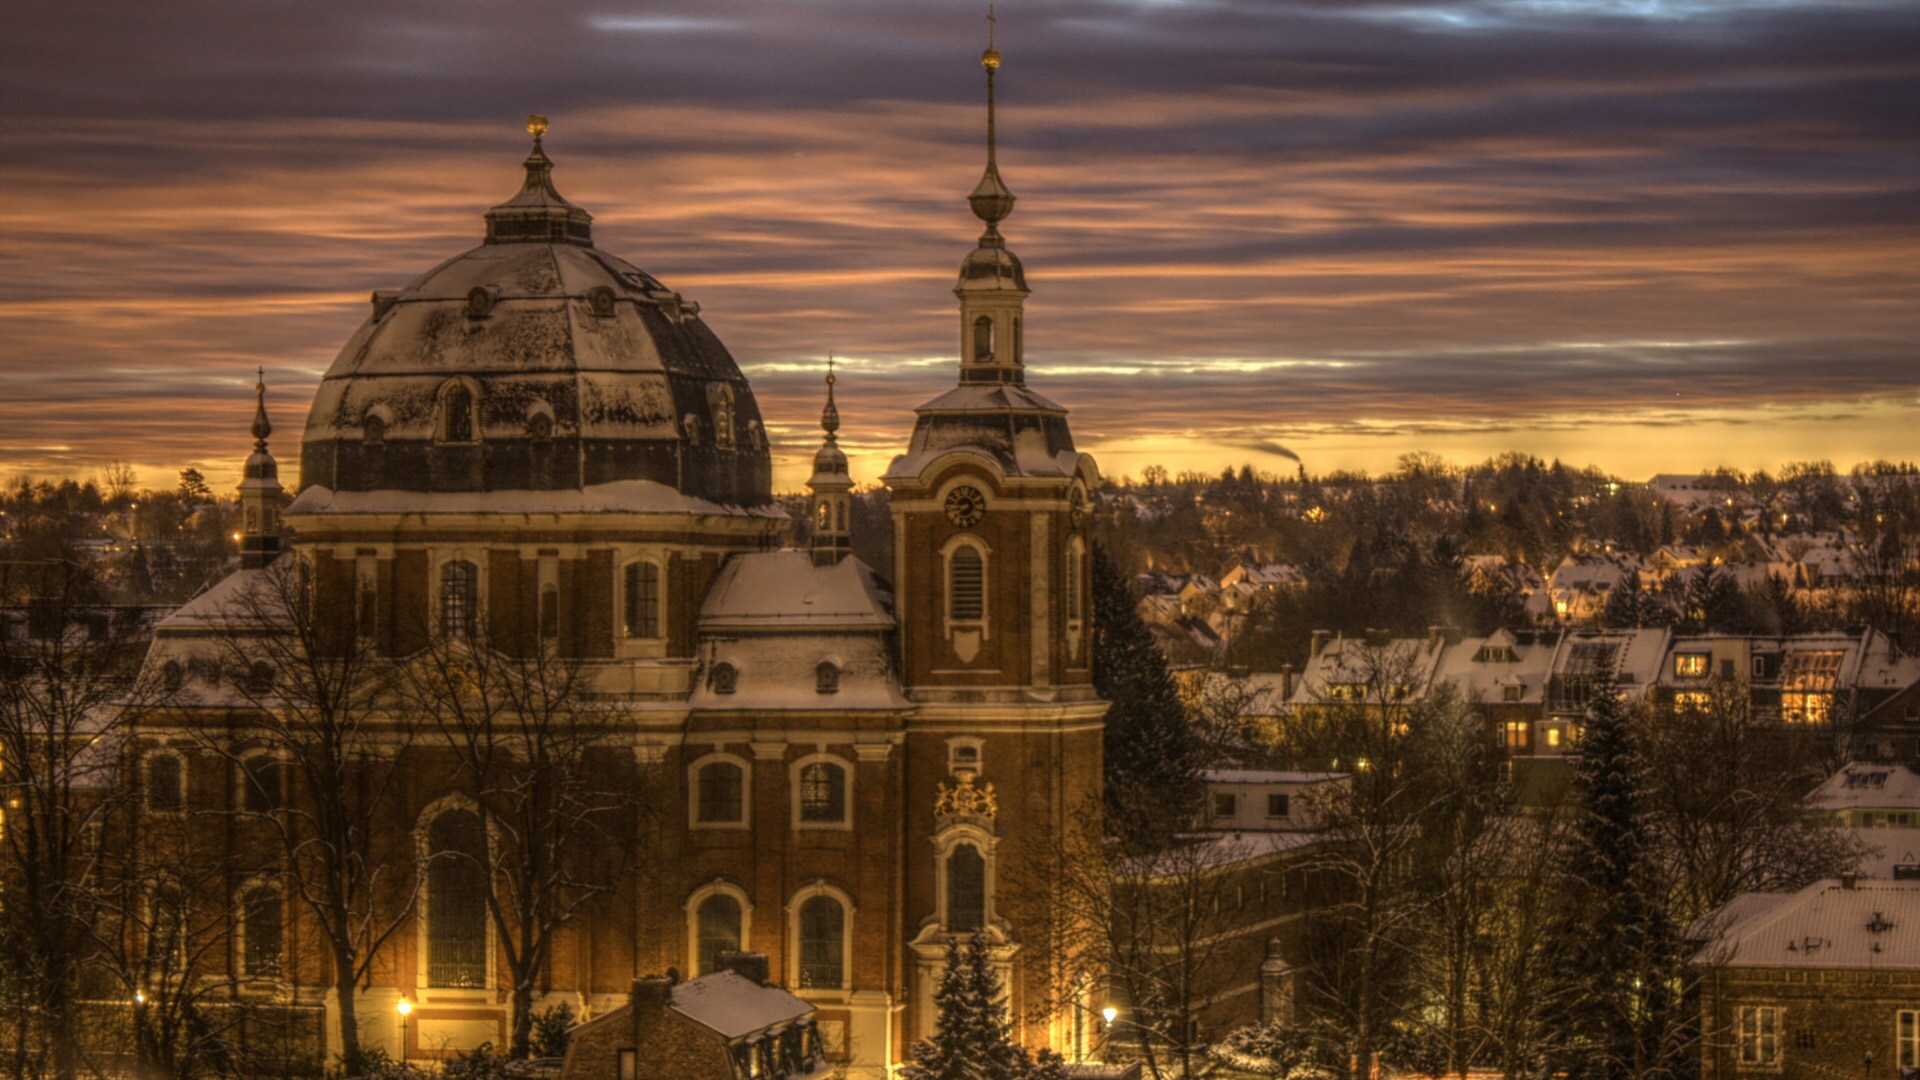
0, 0, 1914, 490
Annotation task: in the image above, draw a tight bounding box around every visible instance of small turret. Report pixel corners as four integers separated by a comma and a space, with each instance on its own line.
955, 12, 1029, 386
807, 361, 854, 566
239, 369, 285, 569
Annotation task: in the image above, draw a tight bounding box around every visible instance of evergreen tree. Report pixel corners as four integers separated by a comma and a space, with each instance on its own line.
902, 932, 1067, 1080
1601, 571, 1642, 629
1091, 544, 1204, 848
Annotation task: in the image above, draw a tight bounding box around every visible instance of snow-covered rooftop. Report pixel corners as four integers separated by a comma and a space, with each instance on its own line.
1694, 879, 1920, 970
669, 971, 813, 1040
1807, 763, 1920, 813
697, 552, 892, 630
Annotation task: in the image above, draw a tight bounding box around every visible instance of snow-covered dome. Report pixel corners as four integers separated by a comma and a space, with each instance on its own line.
298, 126, 771, 507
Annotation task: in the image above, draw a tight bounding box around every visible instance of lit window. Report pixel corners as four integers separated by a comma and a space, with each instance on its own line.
695, 893, 742, 976
439, 560, 478, 639
1674, 691, 1711, 711
946, 844, 986, 932
697, 761, 745, 824
426, 809, 489, 988
1674, 653, 1709, 678
1737, 1005, 1779, 1068
1504, 721, 1530, 750
1547, 727, 1562, 748
797, 895, 845, 990
623, 562, 661, 639
949, 547, 985, 623
798, 762, 847, 824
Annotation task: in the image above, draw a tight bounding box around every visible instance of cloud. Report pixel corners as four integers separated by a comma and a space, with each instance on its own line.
0, 0, 1915, 487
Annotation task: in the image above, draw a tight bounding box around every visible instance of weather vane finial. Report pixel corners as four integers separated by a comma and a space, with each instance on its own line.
821, 355, 841, 439
982, 5, 1001, 71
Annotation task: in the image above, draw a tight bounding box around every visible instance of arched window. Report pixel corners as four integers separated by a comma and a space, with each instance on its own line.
440, 560, 479, 639
834, 500, 846, 532
949, 546, 985, 623
147, 880, 188, 972
695, 893, 742, 976
240, 754, 280, 813
696, 760, 745, 824
711, 661, 738, 695
712, 385, 736, 450
1066, 543, 1083, 622
426, 809, 489, 988
441, 383, 476, 443
362, 412, 387, 446
946, 843, 987, 932
798, 761, 846, 824
972, 315, 994, 362
815, 661, 840, 696
797, 895, 845, 990
242, 886, 283, 979
1012, 316, 1023, 363
623, 562, 660, 639
146, 752, 184, 813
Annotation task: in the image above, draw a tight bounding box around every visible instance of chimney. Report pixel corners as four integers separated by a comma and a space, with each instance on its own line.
1310, 630, 1331, 659
629, 975, 674, 1046
1841, 871, 1859, 890
1364, 628, 1391, 648
716, 951, 770, 987
1280, 662, 1295, 700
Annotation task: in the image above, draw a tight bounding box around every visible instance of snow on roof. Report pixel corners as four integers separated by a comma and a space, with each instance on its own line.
697, 552, 892, 630
285, 481, 784, 520
1807, 763, 1920, 813
1852, 828, 1920, 880
1202, 769, 1347, 785
911, 384, 1066, 414
1694, 879, 1920, 970
669, 971, 813, 1040
691, 631, 911, 712
155, 566, 284, 630
1176, 830, 1329, 871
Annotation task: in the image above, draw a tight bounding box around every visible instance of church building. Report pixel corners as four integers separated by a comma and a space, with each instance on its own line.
133, 40, 1106, 1077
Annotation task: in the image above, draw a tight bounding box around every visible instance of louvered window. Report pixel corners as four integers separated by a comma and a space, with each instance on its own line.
950, 547, 984, 622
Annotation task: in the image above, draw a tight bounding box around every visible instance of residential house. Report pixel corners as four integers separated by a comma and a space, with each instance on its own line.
561, 955, 828, 1080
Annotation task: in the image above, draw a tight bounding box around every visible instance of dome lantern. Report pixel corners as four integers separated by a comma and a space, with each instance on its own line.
484, 115, 594, 246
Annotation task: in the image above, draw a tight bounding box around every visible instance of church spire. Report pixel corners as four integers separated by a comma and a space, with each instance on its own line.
238, 369, 284, 569
808, 358, 854, 566
955, 13, 1030, 386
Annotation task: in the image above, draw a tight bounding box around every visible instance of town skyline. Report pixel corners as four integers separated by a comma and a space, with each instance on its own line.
2, 0, 1916, 491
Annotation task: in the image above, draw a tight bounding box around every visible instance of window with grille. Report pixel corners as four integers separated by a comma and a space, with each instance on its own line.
441, 383, 475, 442
946, 844, 986, 932
1267, 794, 1290, 818
697, 761, 744, 824
1900, 1009, 1920, 1067
241, 755, 280, 813
696, 893, 742, 976
797, 896, 844, 990
1674, 653, 1709, 678
147, 754, 184, 813
426, 809, 489, 988
440, 561, 478, 640
1737, 1005, 1779, 1068
799, 762, 846, 823
950, 547, 984, 622
624, 562, 660, 639
243, 887, 282, 979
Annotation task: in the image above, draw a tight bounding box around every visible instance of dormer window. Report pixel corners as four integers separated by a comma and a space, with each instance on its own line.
711, 662, 738, 695
815, 661, 840, 695
362, 414, 386, 446
439, 382, 477, 443
710, 384, 736, 450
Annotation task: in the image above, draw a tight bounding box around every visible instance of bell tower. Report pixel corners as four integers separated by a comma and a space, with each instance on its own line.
883, 23, 1107, 1059
807, 362, 854, 566
238, 369, 284, 570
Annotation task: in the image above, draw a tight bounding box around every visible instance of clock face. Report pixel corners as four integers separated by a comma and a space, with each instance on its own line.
945, 485, 987, 528
1069, 487, 1086, 528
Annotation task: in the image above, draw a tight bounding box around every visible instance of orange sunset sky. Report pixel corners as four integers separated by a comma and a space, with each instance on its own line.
2, 0, 1916, 492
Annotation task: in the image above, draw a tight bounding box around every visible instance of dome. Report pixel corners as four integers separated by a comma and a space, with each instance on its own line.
299, 135, 772, 507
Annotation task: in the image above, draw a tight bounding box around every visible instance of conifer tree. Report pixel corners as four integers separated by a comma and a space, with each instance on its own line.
902, 931, 1067, 1080
1090, 545, 1204, 847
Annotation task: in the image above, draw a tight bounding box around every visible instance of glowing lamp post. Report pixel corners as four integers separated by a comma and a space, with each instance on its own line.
1099, 1006, 1118, 1063
396, 997, 412, 1065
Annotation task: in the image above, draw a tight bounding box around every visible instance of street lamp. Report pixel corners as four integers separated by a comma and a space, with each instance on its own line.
396, 997, 412, 1066
1099, 1006, 1118, 1064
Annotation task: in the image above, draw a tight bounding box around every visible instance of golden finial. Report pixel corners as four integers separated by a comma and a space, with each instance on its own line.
527, 114, 549, 143
821, 355, 840, 438
982, 5, 1001, 70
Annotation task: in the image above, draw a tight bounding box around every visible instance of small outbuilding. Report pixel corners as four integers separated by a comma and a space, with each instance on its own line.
561, 953, 828, 1080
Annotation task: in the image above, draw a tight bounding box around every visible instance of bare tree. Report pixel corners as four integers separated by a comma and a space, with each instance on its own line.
401, 633, 643, 1058
193, 557, 417, 1076
0, 556, 166, 1080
